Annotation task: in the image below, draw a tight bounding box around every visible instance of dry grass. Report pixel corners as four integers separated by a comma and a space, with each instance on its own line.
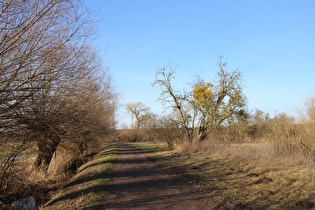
133, 140, 315, 209
116, 129, 159, 142
150, 106, 315, 208
0, 140, 39, 206
0, 139, 114, 209
42, 144, 116, 209
0, 156, 60, 208
178, 139, 228, 155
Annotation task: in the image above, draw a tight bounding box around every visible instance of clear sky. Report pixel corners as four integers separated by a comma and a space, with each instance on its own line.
84, 0, 315, 127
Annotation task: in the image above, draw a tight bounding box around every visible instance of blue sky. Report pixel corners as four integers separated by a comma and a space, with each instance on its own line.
84, 0, 315, 127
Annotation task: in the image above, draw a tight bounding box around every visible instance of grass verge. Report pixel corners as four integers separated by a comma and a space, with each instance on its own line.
127, 142, 166, 153
42, 144, 117, 209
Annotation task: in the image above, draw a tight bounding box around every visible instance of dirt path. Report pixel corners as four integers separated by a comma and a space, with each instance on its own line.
100, 143, 214, 210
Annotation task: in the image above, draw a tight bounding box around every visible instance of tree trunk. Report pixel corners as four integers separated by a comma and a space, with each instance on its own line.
34, 135, 60, 171
197, 126, 207, 141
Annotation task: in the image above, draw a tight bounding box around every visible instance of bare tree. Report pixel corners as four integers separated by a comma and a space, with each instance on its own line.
125, 102, 153, 130
304, 96, 315, 123
21, 47, 117, 171
59, 72, 117, 163
153, 58, 247, 142
0, 0, 113, 172
152, 66, 193, 141
0, 0, 93, 129
192, 57, 247, 140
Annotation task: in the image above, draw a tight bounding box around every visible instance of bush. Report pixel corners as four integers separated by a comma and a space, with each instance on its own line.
265, 111, 315, 163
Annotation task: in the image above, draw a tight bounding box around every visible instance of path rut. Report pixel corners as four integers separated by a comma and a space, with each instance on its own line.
100, 143, 214, 210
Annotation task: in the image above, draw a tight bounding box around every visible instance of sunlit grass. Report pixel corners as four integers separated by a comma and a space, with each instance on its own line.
43, 144, 117, 209
132, 141, 315, 209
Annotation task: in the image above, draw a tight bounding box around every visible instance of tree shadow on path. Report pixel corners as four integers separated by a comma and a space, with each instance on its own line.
45, 143, 212, 209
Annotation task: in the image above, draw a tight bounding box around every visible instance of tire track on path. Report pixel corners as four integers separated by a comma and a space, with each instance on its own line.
100, 143, 213, 210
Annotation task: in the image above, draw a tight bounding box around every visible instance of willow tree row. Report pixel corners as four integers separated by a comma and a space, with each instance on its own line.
0, 0, 117, 175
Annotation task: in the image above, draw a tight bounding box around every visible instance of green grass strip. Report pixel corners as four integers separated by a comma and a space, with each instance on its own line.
43, 144, 117, 209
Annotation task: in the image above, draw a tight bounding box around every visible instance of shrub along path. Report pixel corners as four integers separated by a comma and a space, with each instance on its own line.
97, 143, 218, 210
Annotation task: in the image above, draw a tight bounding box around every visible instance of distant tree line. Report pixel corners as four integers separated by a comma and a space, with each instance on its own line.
125, 57, 298, 149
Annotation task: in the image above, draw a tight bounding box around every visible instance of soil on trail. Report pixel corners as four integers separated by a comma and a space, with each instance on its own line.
100, 143, 214, 210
